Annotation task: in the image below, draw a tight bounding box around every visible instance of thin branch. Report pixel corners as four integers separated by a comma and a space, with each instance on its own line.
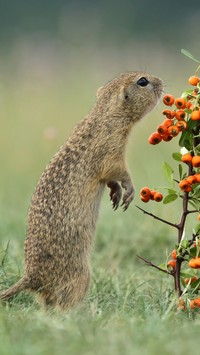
136, 255, 172, 276
174, 258, 183, 297
187, 209, 199, 214
177, 192, 189, 242
135, 205, 179, 229
174, 179, 180, 184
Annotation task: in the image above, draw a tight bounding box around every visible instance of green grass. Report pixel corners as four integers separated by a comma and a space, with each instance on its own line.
1, 49, 200, 355
1, 195, 200, 355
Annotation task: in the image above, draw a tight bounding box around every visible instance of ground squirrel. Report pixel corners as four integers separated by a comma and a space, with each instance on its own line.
0, 71, 163, 310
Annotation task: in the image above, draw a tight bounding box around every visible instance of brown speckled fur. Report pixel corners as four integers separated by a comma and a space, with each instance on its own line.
0, 71, 163, 310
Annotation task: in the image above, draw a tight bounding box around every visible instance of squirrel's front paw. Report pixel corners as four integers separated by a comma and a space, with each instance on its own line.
107, 181, 122, 210
121, 182, 135, 211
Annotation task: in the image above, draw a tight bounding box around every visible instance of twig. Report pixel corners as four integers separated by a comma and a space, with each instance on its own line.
187, 209, 199, 214
174, 162, 193, 296
135, 205, 179, 229
136, 255, 172, 276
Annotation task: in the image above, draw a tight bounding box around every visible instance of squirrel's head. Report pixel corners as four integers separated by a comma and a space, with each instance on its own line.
95, 71, 163, 125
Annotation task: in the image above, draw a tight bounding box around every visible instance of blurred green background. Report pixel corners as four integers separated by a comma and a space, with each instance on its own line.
0, 0, 200, 256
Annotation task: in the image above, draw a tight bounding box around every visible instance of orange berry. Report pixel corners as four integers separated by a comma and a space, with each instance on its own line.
187, 101, 193, 109
153, 192, 163, 202
148, 132, 162, 145
190, 300, 195, 309
193, 240, 200, 248
190, 298, 200, 309
176, 120, 188, 132
162, 109, 175, 119
162, 109, 173, 118
177, 298, 185, 310
194, 174, 200, 183
167, 260, 176, 268
198, 213, 200, 221
191, 276, 198, 282
175, 110, 186, 121
192, 89, 198, 96
150, 190, 157, 200
192, 156, 200, 168
162, 118, 173, 127
162, 133, 173, 142
185, 276, 198, 285
168, 125, 179, 137
191, 110, 200, 121
187, 175, 197, 185
171, 249, 177, 259
169, 111, 176, 118
188, 258, 197, 268
163, 94, 175, 106
157, 124, 168, 136
196, 258, 200, 267
179, 179, 192, 192
181, 153, 192, 164
175, 98, 187, 109
189, 258, 200, 269
140, 187, 151, 197
140, 195, 150, 203
188, 75, 200, 86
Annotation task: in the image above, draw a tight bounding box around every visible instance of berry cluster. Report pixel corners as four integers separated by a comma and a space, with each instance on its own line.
148, 75, 200, 145
138, 54, 200, 311
167, 249, 177, 269
181, 153, 200, 167
168, 241, 200, 309
179, 173, 200, 194
187, 240, 200, 309
140, 187, 163, 203
179, 155, 200, 220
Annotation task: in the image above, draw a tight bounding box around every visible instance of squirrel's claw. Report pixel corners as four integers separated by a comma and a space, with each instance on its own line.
107, 181, 122, 210
121, 187, 135, 211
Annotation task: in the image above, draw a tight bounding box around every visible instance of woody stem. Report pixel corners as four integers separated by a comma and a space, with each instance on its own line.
174, 162, 193, 297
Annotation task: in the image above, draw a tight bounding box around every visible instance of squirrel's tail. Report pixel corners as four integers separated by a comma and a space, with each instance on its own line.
0, 276, 30, 301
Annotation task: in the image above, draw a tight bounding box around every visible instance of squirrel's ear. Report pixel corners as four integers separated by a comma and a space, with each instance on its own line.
96, 86, 104, 98
118, 85, 129, 102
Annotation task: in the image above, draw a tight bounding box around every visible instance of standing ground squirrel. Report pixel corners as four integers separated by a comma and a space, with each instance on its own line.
0, 71, 163, 310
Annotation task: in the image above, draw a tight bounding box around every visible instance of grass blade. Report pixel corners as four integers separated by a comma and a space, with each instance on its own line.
181, 49, 200, 64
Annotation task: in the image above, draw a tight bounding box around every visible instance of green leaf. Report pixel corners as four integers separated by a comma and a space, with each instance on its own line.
168, 189, 177, 194
193, 223, 200, 235
162, 162, 174, 187
180, 272, 196, 279
179, 118, 197, 149
172, 152, 182, 162
158, 263, 167, 270
179, 131, 192, 149
189, 247, 198, 258
181, 89, 193, 99
184, 109, 192, 114
194, 143, 200, 156
163, 193, 178, 204
181, 239, 189, 249
189, 279, 200, 289
178, 164, 183, 180
188, 199, 198, 210
181, 49, 200, 64
192, 185, 200, 200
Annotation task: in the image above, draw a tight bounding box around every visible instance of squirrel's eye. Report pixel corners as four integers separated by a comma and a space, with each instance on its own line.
137, 77, 149, 87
